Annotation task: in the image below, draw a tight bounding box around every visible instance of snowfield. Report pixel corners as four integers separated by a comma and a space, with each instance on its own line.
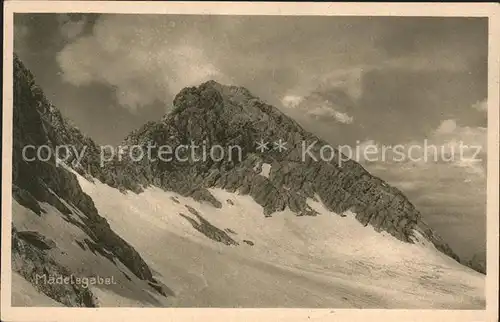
11, 197, 171, 308
12, 171, 485, 308
11, 272, 63, 307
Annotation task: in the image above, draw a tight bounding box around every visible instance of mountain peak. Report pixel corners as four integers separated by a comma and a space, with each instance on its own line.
168, 80, 285, 137
200, 79, 254, 96
199, 79, 226, 89
126, 80, 462, 264
13, 58, 461, 268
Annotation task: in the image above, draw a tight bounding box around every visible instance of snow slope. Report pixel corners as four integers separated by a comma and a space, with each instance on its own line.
11, 272, 63, 307
11, 197, 170, 307
71, 172, 485, 309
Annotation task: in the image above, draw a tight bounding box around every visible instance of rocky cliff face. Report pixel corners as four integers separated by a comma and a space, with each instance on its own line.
117, 80, 460, 262
11, 52, 472, 307
12, 54, 167, 306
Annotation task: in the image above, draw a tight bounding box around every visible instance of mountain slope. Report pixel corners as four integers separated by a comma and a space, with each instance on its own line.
116, 80, 460, 260
10, 55, 485, 308
75, 172, 485, 308
12, 54, 170, 306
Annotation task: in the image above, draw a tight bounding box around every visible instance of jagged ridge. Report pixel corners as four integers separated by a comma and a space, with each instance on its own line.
12, 54, 167, 305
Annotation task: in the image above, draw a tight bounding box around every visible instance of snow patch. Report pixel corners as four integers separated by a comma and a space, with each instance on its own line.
253, 162, 272, 178
11, 272, 63, 307
261, 163, 272, 178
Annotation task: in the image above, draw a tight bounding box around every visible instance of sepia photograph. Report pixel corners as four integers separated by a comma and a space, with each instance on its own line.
2, 1, 499, 321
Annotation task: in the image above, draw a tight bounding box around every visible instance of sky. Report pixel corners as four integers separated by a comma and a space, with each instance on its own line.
14, 14, 488, 261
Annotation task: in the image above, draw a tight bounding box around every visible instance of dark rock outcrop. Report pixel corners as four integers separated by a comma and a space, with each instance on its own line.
16, 230, 57, 251
12, 185, 45, 216
179, 206, 239, 246
12, 228, 97, 307
466, 253, 486, 275
243, 240, 255, 246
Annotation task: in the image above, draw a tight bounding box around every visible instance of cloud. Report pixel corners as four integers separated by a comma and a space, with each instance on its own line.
432, 119, 487, 152
54, 15, 487, 124
356, 119, 487, 259
354, 117, 487, 212
283, 66, 367, 110
282, 78, 356, 125
316, 67, 365, 101
360, 119, 487, 176
57, 14, 87, 40
284, 93, 355, 124
431, 119, 487, 175
472, 99, 487, 112
435, 119, 458, 134
307, 105, 354, 124
332, 111, 354, 124
281, 95, 304, 108
56, 15, 226, 112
